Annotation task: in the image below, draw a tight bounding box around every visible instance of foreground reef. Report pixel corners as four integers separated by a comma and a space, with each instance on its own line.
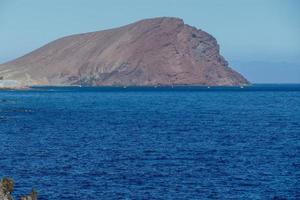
0, 177, 37, 200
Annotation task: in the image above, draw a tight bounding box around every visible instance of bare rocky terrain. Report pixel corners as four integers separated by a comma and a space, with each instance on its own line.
0, 17, 249, 87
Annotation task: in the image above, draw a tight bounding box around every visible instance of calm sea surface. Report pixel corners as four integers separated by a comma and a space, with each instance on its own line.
0, 85, 299, 199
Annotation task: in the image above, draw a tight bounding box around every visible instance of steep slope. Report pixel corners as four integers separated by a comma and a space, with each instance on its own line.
0, 17, 249, 87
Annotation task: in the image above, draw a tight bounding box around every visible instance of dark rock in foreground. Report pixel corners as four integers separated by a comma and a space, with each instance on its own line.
0, 17, 249, 87
0, 177, 37, 200
20, 189, 37, 200
0, 177, 14, 200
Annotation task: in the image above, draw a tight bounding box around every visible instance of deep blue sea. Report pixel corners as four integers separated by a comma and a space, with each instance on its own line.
0, 84, 299, 199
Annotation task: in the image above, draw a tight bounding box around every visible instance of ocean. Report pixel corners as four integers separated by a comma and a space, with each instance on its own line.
0, 85, 299, 199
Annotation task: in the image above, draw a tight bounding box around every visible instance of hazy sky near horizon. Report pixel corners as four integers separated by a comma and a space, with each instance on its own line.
0, 0, 299, 82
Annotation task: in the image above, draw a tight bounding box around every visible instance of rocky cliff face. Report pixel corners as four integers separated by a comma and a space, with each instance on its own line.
0, 17, 249, 87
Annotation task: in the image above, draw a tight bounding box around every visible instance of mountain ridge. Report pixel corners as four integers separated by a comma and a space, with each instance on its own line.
0, 17, 249, 87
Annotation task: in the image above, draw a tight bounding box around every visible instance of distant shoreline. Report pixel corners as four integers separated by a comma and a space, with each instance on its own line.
0, 82, 251, 90
1, 84, 300, 92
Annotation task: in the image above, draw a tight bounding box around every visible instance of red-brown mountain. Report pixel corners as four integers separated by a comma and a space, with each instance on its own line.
0, 17, 249, 87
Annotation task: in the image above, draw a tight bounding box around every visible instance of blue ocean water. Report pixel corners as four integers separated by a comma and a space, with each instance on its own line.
0, 84, 299, 199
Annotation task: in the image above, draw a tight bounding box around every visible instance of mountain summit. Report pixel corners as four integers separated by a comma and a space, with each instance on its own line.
0, 17, 248, 87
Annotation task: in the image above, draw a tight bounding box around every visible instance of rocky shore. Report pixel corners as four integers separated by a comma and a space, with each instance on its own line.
0, 177, 37, 200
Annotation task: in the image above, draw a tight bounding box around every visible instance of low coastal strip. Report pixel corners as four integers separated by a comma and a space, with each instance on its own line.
0, 80, 28, 90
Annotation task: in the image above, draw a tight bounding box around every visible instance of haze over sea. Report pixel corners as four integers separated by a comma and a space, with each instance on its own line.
0, 85, 299, 199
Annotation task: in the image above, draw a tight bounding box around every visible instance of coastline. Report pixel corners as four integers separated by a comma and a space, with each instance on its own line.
2, 84, 300, 93
0, 81, 251, 90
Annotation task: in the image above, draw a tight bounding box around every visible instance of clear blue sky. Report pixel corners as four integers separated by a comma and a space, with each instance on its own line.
1, 0, 299, 82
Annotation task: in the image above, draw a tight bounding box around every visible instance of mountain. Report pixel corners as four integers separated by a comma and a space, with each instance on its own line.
0, 17, 249, 87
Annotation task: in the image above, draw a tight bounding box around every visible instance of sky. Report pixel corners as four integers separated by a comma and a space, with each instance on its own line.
0, 0, 299, 83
